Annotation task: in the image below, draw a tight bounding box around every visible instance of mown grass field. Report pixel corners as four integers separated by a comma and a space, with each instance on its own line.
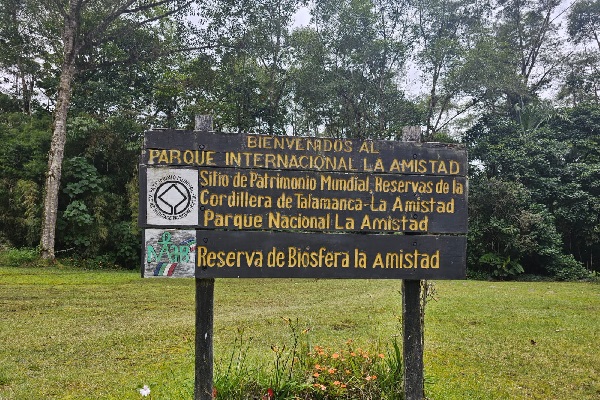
0, 265, 598, 399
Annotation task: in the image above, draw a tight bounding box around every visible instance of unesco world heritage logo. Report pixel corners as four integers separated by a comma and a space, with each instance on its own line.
155, 180, 191, 216
148, 172, 197, 222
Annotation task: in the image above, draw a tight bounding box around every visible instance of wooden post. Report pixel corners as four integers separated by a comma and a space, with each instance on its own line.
194, 115, 215, 400
195, 278, 215, 400
195, 114, 213, 132
402, 126, 422, 143
402, 280, 424, 399
402, 126, 424, 400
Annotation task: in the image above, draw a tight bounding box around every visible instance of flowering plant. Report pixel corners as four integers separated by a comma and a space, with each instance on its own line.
305, 340, 390, 398
139, 384, 151, 397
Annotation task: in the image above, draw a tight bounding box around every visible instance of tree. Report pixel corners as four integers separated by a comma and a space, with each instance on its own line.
0, 1, 47, 114
568, 0, 600, 51
290, 0, 417, 139
547, 104, 600, 271
183, 0, 300, 134
465, 111, 593, 278
38, 0, 193, 260
557, 50, 599, 105
413, 0, 487, 137
492, 0, 565, 112
0, 108, 52, 248
561, 0, 600, 104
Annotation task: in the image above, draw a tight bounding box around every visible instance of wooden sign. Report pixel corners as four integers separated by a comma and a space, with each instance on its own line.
194, 168, 466, 234
139, 130, 468, 280
141, 130, 467, 175
194, 231, 466, 279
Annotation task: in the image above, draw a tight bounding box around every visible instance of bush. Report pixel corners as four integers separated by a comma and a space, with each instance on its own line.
546, 254, 591, 281
467, 177, 584, 280
0, 247, 40, 267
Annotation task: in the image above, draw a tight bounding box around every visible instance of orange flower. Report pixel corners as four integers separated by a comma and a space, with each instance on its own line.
333, 381, 341, 386
378, 353, 385, 359
313, 372, 320, 378
314, 364, 322, 370
328, 368, 337, 374
332, 353, 340, 359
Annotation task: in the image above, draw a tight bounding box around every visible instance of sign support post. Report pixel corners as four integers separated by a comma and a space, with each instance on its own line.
194, 116, 215, 400
401, 126, 425, 400
402, 279, 424, 399
194, 277, 214, 400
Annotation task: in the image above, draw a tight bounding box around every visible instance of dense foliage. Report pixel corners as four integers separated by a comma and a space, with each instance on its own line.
0, 0, 599, 278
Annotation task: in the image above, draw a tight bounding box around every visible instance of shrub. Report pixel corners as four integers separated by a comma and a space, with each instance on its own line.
0, 247, 40, 266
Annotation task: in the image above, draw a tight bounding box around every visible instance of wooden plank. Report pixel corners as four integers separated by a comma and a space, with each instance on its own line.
195, 231, 466, 280
142, 130, 468, 177
140, 167, 467, 233
193, 116, 215, 400
194, 167, 467, 234
402, 126, 425, 400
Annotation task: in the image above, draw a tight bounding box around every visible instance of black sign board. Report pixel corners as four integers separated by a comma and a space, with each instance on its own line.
195, 231, 466, 279
139, 130, 468, 279
142, 130, 467, 175
192, 167, 466, 234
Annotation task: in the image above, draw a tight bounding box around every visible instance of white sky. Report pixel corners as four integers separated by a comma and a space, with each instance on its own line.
292, 6, 311, 28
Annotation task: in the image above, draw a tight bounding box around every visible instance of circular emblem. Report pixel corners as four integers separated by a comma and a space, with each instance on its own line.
154, 181, 191, 216
148, 174, 197, 221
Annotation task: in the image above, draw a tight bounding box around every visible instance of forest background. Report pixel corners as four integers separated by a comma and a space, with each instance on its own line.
0, 0, 599, 280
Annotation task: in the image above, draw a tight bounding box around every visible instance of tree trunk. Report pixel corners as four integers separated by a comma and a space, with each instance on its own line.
40, 5, 78, 260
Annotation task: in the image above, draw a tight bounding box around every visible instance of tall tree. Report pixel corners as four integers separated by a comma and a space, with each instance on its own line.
561, 0, 600, 104
568, 0, 600, 50
291, 0, 416, 139
493, 0, 565, 112
413, 0, 487, 136
188, 0, 299, 134
0, 0, 47, 114
38, 0, 192, 260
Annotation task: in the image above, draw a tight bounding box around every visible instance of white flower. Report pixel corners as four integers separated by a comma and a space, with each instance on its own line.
139, 385, 151, 397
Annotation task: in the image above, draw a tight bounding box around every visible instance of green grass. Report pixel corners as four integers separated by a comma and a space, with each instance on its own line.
0, 265, 599, 399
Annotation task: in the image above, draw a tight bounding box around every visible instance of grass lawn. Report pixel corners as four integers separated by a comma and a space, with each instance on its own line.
0, 265, 598, 399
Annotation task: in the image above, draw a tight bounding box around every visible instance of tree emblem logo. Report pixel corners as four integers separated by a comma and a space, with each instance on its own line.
154, 180, 192, 216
